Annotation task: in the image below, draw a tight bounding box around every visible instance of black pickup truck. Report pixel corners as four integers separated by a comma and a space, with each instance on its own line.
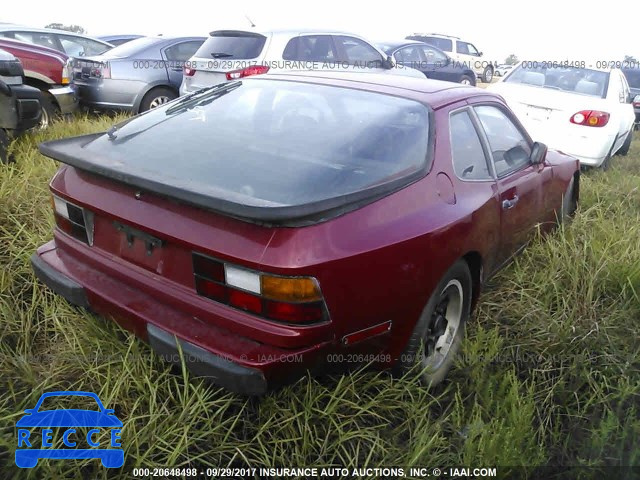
1, 48, 42, 163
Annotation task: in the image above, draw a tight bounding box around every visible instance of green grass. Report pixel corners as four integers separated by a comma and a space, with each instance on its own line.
1, 117, 639, 479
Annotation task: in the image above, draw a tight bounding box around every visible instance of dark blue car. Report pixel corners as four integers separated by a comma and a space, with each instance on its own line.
377, 40, 476, 86
15, 391, 123, 468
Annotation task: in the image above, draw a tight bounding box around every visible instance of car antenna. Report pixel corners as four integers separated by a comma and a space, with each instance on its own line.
244, 14, 256, 28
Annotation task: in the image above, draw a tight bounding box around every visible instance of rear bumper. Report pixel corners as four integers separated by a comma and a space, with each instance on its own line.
31, 241, 331, 395
523, 123, 615, 167
31, 252, 89, 308
75, 80, 138, 111
49, 85, 79, 115
147, 323, 267, 395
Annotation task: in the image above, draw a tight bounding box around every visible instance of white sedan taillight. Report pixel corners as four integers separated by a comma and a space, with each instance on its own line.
569, 110, 610, 127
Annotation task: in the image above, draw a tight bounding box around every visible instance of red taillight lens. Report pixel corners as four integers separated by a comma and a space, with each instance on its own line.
195, 278, 227, 302
89, 62, 111, 79
570, 110, 610, 127
264, 301, 325, 323
225, 65, 269, 81
192, 252, 328, 324
228, 289, 262, 314
183, 66, 196, 77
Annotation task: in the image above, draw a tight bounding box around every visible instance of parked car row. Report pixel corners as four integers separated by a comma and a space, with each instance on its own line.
0, 24, 497, 125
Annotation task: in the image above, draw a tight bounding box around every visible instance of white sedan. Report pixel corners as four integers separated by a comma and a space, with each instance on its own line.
488, 64, 635, 168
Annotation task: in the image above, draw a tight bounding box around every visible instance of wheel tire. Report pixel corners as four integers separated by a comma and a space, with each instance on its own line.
600, 136, 619, 170
481, 65, 494, 83
139, 87, 177, 113
396, 259, 472, 387
460, 75, 474, 86
39, 93, 58, 129
617, 130, 632, 156
0, 129, 10, 164
559, 175, 577, 225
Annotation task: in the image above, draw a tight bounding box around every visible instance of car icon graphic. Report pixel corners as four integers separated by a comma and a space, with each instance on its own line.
15, 391, 123, 468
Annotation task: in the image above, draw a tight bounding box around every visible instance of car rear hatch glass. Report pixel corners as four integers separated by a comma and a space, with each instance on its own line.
40, 78, 431, 226
504, 65, 609, 98
188, 31, 269, 87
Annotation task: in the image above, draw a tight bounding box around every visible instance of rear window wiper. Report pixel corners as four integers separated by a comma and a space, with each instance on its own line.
165, 82, 242, 115
210, 53, 233, 58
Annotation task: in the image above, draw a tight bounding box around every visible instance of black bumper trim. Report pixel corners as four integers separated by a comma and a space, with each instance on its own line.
147, 323, 268, 396
30, 253, 89, 308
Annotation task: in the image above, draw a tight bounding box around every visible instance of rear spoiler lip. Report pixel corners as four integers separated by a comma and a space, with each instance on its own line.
39, 133, 429, 228
208, 30, 266, 38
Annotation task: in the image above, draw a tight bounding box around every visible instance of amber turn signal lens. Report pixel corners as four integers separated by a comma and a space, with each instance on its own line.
261, 276, 322, 302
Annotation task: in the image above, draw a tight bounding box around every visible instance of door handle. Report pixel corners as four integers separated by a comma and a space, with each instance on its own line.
502, 194, 519, 210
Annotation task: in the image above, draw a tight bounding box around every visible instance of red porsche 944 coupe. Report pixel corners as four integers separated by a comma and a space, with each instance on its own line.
32, 72, 580, 394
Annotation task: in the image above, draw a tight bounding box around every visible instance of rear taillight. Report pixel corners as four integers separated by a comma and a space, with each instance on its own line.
570, 110, 610, 127
90, 62, 111, 79
183, 66, 196, 77
192, 253, 327, 324
52, 194, 94, 246
225, 65, 269, 81
62, 59, 72, 85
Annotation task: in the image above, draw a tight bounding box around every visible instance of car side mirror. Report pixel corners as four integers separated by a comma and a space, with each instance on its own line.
104, 409, 115, 414
530, 141, 547, 165
0, 79, 11, 97
383, 55, 395, 69
24, 408, 35, 414
629, 93, 638, 104
478, 51, 483, 57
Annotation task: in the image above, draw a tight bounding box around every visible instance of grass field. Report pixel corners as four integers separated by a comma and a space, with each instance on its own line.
0, 116, 639, 479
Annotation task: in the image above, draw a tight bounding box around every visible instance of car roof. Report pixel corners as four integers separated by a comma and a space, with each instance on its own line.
260, 70, 491, 108
0, 25, 112, 43
209, 28, 369, 38
98, 34, 143, 41
376, 40, 426, 51
410, 33, 460, 40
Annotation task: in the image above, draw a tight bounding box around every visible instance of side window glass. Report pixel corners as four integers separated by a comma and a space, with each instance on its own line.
467, 43, 480, 56
422, 46, 448, 66
475, 106, 532, 176
335, 36, 383, 66
14, 32, 58, 50
398, 46, 422, 63
450, 110, 492, 180
283, 35, 335, 62
165, 41, 202, 61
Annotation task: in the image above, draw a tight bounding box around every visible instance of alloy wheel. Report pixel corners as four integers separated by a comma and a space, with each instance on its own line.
421, 279, 463, 371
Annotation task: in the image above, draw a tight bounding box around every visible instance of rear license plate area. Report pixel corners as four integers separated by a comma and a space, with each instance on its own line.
114, 221, 165, 272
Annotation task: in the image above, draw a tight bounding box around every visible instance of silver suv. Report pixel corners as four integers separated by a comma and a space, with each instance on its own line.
180, 29, 424, 95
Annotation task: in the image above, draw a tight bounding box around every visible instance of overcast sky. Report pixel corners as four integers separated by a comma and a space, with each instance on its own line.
4, 1, 639, 63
